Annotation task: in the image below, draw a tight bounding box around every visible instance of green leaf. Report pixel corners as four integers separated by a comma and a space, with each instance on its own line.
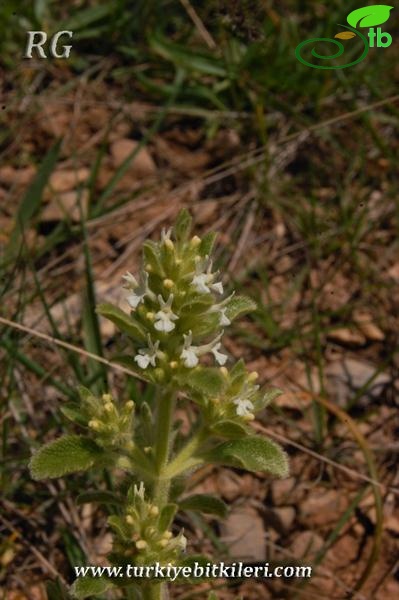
108, 515, 130, 539
76, 490, 123, 506
46, 579, 73, 600
61, 4, 114, 31
173, 208, 192, 242
150, 34, 227, 77
6, 139, 61, 258
96, 303, 146, 340
179, 494, 228, 518
208, 593, 218, 600
178, 367, 225, 396
202, 436, 289, 477
199, 232, 217, 257
347, 5, 393, 28
30, 435, 103, 480
225, 295, 257, 321
70, 576, 114, 599
158, 503, 178, 531
257, 388, 283, 410
210, 420, 249, 439
60, 404, 87, 427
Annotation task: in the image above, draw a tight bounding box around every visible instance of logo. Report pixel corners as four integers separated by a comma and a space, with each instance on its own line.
295, 5, 393, 69
24, 31, 73, 59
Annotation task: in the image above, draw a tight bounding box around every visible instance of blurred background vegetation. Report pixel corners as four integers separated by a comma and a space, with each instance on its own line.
0, 1, 398, 599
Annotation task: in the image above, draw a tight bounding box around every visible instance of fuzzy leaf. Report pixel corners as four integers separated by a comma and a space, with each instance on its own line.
173, 208, 192, 241
225, 295, 257, 321
143, 240, 164, 274
177, 367, 225, 396
179, 494, 228, 518
96, 303, 146, 340
257, 388, 283, 410
210, 420, 249, 439
108, 515, 130, 539
202, 436, 289, 477
30, 436, 103, 480
199, 231, 217, 257
347, 5, 393, 28
71, 576, 114, 599
158, 503, 178, 531
60, 404, 87, 426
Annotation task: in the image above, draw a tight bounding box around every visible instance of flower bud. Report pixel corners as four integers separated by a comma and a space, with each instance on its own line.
154, 368, 165, 382
136, 540, 147, 550
126, 515, 135, 525
149, 505, 159, 517
163, 278, 174, 289
190, 235, 201, 247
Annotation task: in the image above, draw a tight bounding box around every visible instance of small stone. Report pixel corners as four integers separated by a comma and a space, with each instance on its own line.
291, 531, 324, 560
110, 139, 156, 176
271, 477, 296, 506
49, 168, 89, 193
42, 190, 89, 222
220, 506, 266, 561
273, 506, 296, 532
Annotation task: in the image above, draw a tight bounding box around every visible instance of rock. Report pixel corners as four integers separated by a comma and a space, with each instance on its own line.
327, 327, 366, 346
300, 489, 345, 527
49, 168, 89, 193
0, 165, 36, 186
291, 530, 324, 560
220, 506, 266, 561
353, 310, 384, 341
326, 358, 391, 407
271, 477, 296, 506
110, 139, 156, 176
273, 506, 296, 532
42, 190, 89, 222
217, 470, 242, 502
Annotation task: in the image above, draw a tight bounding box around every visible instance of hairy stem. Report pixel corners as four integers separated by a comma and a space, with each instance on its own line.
152, 386, 175, 506
147, 387, 175, 600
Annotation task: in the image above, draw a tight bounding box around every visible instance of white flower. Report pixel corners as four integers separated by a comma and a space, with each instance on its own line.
211, 342, 228, 365
233, 397, 254, 417
161, 227, 172, 244
154, 294, 178, 333
178, 533, 187, 552
180, 331, 199, 368
123, 271, 154, 309
219, 308, 231, 326
191, 260, 223, 295
134, 336, 159, 369
180, 331, 227, 368
133, 482, 145, 500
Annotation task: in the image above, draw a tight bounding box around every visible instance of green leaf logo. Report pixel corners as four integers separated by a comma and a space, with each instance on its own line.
347, 5, 393, 28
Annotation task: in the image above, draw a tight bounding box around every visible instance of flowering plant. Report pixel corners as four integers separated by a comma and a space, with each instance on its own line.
29, 210, 288, 600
